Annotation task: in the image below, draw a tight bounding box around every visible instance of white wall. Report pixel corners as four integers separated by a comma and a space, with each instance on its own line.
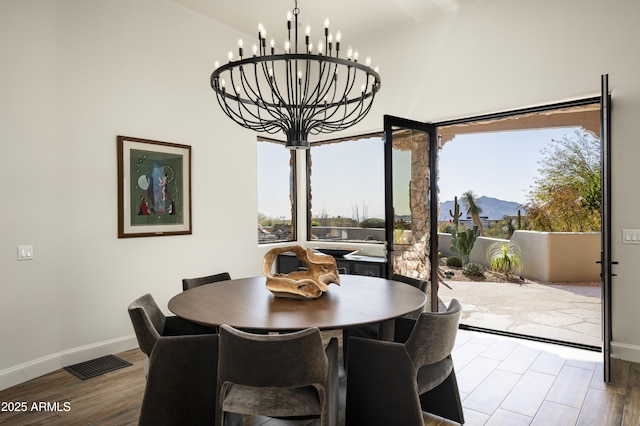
353, 0, 640, 361
2, 0, 640, 390
0, 0, 264, 389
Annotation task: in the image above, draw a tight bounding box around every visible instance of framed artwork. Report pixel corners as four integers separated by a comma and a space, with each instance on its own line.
117, 136, 192, 238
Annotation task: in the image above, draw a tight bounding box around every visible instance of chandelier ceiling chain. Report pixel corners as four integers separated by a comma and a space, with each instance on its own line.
210, 0, 381, 149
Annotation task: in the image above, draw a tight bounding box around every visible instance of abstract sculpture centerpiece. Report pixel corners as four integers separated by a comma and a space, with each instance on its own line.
263, 245, 340, 299
210, 0, 381, 150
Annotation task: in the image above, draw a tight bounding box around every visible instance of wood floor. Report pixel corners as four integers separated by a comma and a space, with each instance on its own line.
1, 329, 639, 425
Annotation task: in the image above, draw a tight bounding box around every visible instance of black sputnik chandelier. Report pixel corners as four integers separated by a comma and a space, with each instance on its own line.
210, 0, 381, 149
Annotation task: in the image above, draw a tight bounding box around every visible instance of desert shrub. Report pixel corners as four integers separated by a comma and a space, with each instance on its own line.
445, 256, 463, 268
463, 262, 485, 276
359, 218, 385, 228
488, 241, 523, 276
439, 222, 456, 234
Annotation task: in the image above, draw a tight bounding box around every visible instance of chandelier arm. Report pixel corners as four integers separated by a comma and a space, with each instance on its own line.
218, 70, 287, 134
229, 68, 272, 130
300, 58, 318, 132
312, 65, 357, 130
314, 61, 339, 106
311, 87, 377, 135
259, 60, 285, 114
257, 60, 296, 136
250, 61, 289, 127
245, 70, 291, 134
303, 58, 333, 123
215, 89, 280, 134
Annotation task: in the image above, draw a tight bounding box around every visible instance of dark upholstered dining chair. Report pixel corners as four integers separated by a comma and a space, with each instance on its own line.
127, 293, 215, 358
342, 273, 427, 365
216, 325, 339, 426
138, 334, 219, 426
346, 299, 464, 425
182, 271, 231, 291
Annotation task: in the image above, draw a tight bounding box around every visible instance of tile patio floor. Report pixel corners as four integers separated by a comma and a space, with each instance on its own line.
437, 279, 602, 348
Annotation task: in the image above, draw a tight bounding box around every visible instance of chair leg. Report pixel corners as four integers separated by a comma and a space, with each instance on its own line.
419, 370, 465, 424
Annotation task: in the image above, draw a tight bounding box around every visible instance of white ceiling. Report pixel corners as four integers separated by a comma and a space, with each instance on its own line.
171, 0, 478, 44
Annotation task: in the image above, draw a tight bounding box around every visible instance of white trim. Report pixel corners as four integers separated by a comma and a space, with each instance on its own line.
611, 341, 640, 363
0, 335, 138, 391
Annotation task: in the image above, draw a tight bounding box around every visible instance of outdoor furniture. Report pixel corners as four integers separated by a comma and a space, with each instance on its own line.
346, 299, 464, 425
138, 334, 219, 425
128, 293, 215, 357
168, 275, 425, 337
182, 271, 232, 291
216, 325, 339, 426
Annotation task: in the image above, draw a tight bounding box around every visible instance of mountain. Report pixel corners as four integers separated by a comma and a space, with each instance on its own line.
438, 196, 522, 221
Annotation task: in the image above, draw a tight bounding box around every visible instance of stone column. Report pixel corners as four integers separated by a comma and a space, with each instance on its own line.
391, 130, 431, 284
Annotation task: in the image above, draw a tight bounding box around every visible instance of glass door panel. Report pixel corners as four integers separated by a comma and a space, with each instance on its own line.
384, 116, 439, 311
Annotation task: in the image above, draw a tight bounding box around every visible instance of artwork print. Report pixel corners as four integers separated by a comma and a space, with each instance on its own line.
118, 136, 191, 237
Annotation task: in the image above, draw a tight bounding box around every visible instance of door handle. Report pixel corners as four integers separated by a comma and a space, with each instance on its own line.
596, 260, 619, 277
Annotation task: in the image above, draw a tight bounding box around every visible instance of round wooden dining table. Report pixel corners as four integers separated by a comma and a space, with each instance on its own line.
168, 274, 426, 338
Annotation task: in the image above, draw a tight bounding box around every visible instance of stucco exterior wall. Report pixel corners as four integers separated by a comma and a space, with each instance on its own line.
439, 230, 601, 282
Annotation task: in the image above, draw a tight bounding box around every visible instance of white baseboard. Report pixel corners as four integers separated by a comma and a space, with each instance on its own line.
0, 335, 138, 392
611, 341, 640, 363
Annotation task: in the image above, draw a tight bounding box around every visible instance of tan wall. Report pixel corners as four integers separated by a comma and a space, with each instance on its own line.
439, 231, 601, 283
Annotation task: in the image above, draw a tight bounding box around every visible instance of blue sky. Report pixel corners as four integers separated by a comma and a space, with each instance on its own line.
258, 127, 584, 219
438, 127, 581, 205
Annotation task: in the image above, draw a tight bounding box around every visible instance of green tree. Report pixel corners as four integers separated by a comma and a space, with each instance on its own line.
524, 131, 601, 232
461, 190, 484, 235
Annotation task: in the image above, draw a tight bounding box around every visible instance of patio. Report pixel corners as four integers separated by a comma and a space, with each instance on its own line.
437, 279, 602, 348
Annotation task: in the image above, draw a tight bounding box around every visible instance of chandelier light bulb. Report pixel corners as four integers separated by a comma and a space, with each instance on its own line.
347, 46, 353, 60
305, 25, 311, 36
252, 44, 258, 56
354, 50, 359, 61
228, 51, 233, 61
284, 40, 290, 53
366, 56, 371, 66
318, 41, 324, 54
214, 60, 219, 69
336, 31, 342, 42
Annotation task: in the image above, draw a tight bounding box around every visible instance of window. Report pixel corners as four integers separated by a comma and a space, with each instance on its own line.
308, 135, 385, 243
257, 139, 296, 243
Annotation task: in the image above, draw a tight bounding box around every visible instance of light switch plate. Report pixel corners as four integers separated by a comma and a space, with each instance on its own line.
622, 229, 640, 244
18, 245, 34, 261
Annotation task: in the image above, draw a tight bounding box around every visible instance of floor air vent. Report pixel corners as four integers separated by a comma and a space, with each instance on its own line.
64, 355, 132, 380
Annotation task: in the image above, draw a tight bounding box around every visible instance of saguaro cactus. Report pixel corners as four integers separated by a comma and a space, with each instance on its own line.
517, 209, 522, 230
449, 196, 462, 227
